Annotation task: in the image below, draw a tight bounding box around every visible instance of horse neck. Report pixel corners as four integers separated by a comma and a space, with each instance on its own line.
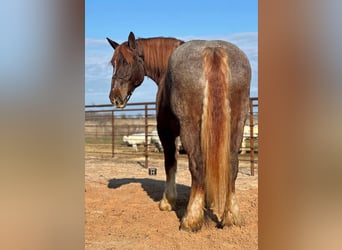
137, 38, 183, 85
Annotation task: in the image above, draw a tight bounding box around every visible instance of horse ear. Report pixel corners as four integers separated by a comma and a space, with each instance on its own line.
106, 37, 119, 50
128, 32, 136, 50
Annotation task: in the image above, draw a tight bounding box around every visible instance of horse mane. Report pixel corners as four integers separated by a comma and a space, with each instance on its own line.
137, 37, 184, 84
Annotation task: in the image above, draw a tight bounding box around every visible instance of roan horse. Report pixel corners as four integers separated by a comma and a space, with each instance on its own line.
107, 32, 251, 232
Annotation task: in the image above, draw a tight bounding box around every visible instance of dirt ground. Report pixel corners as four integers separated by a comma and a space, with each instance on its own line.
85, 153, 258, 250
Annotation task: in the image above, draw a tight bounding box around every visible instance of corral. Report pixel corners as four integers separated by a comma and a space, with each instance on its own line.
85, 99, 258, 249
85, 99, 258, 173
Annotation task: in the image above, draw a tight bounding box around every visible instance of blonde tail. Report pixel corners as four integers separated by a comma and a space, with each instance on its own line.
201, 47, 231, 219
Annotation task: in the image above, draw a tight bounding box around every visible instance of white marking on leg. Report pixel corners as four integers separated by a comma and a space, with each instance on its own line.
230, 193, 240, 217
188, 195, 204, 220
181, 192, 204, 231
223, 192, 244, 226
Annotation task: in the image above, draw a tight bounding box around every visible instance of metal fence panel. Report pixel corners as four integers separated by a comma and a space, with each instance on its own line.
85, 99, 258, 174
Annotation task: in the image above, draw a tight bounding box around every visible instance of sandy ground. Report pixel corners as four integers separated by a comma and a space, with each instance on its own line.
85, 153, 258, 250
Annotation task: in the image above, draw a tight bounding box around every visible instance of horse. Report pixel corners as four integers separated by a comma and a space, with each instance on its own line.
106, 32, 251, 232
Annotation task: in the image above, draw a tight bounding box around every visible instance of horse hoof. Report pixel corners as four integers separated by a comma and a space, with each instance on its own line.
179, 217, 203, 232
234, 215, 245, 226
221, 211, 245, 227
159, 199, 174, 211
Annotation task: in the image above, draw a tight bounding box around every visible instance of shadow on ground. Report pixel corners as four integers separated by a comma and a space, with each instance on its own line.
107, 178, 191, 219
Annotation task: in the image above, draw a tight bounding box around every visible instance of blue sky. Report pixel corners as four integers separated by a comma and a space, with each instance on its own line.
85, 0, 258, 105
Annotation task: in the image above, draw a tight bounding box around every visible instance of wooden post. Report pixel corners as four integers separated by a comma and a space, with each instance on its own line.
249, 98, 255, 176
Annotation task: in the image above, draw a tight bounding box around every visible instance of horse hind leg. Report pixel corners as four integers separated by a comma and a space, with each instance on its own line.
221, 93, 249, 227
216, 157, 242, 228
221, 191, 245, 227
180, 168, 205, 231
221, 146, 245, 227
158, 128, 178, 211
179, 132, 205, 232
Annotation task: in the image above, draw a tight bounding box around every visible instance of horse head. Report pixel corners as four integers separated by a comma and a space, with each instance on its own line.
106, 32, 145, 108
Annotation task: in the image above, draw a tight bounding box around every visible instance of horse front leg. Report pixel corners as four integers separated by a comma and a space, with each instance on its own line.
158, 127, 178, 211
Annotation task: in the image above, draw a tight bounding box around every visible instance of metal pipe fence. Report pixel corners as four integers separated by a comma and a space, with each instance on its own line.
85, 98, 258, 175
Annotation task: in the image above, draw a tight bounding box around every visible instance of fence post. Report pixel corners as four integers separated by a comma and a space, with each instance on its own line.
249, 98, 255, 176
144, 104, 149, 168
112, 110, 115, 157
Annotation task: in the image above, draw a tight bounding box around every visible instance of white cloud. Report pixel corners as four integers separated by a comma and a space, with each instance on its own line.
85, 38, 113, 81
85, 38, 107, 46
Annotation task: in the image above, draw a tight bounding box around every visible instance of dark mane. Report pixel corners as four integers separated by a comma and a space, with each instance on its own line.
137, 37, 184, 84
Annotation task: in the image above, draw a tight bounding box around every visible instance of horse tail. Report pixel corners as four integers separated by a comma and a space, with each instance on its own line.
201, 47, 231, 219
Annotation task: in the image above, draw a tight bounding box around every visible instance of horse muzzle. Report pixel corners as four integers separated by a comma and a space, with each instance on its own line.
110, 93, 132, 108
